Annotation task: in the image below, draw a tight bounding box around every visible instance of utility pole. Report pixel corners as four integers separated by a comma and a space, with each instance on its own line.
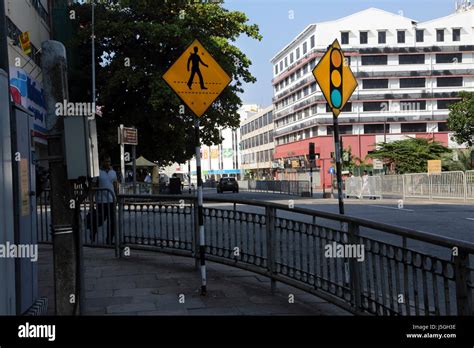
41, 41, 79, 315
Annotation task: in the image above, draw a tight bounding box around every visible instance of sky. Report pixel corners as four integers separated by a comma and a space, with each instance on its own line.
223, 0, 457, 107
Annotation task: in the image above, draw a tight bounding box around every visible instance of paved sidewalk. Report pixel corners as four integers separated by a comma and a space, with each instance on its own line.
38, 244, 351, 316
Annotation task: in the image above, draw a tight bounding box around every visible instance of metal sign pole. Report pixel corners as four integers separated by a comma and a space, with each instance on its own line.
310, 163, 313, 197
332, 113, 345, 215
119, 124, 125, 185
132, 145, 137, 194
188, 160, 192, 194
194, 118, 207, 295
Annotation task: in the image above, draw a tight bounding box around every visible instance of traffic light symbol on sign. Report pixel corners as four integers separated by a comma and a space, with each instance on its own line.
312, 39, 358, 117
330, 48, 343, 110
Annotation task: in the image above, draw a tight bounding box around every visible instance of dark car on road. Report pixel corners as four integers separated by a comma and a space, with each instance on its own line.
217, 177, 239, 193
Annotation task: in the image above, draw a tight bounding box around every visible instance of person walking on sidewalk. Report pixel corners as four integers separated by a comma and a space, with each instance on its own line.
93, 156, 119, 243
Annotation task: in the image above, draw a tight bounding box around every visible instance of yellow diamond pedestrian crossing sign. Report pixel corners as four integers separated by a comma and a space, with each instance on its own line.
312, 39, 358, 117
163, 39, 231, 118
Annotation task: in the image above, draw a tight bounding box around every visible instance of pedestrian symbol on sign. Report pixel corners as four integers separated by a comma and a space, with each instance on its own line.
187, 46, 209, 90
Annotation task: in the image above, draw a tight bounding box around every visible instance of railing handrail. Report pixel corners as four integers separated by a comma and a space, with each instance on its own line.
117, 194, 474, 253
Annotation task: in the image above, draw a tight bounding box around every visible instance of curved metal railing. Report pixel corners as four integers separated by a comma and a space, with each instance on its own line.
116, 194, 474, 316
37, 191, 474, 315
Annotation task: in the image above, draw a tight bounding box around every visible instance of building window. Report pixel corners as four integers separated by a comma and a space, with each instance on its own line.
401, 123, 426, 133
378, 31, 386, 44
438, 123, 449, 132
416, 29, 424, 42
310, 35, 315, 48
361, 55, 387, 65
400, 78, 426, 88
400, 100, 427, 111
303, 42, 307, 55
436, 29, 444, 42
437, 77, 463, 87
285, 57, 288, 67
341, 32, 349, 45
437, 100, 457, 109
436, 53, 462, 63
311, 83, 317, 93
274, 65, 278, 75
290, 52, 294, 64
453, 28, 461, 41
363, 102, 385, 112
399, 54, 425, 64
279, 61, 283, 71
296, 47, 300, 60
397, 30, 405, 43
360, 31, 368, 44
364, 124, 389, 134
338, 125, 353, 135
362, 79, 389, 89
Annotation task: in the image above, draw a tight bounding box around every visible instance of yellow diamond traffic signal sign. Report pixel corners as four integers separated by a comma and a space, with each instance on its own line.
312, 39, 358, 117
163, 39, 231, 118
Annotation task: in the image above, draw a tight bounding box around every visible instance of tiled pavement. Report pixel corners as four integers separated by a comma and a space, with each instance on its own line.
38, 244, 351, 316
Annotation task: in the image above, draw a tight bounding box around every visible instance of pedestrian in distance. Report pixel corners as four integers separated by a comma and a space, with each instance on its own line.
88, 156, 119, 244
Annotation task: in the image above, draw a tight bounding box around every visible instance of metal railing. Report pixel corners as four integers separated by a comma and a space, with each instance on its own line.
346, 170, 474, 201
243, 180, 311, 196
36, 188, 118, 248
112, 194, 473, 315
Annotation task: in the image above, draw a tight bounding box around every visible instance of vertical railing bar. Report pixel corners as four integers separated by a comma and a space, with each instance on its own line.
348, 222, 362, 313
363, 238, 373, 312
432, 273, 440, 316
443, 276, 451, 315
454, 248, 473, 315
378, 249, 388, 315
412, 263, 420, 316
421, 266, 430, 315
393, 256, 403, 314
266, 205, 276, 294
371, 245, 380, 315
402, 238, 411, 316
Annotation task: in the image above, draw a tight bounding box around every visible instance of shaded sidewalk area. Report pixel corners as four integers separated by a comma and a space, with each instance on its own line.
38, 245, 351, 316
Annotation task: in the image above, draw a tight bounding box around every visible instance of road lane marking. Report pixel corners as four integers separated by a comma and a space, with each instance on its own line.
466, 218, 474, 221
372, 205, 414, 212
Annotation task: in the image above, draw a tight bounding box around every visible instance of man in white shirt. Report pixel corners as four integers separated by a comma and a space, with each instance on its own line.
93, 156, 118, 243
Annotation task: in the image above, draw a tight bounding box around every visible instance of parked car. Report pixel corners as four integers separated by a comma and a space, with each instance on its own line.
217, 177, 239, 193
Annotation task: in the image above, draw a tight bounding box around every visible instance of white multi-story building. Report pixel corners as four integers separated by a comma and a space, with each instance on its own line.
240, 105, 275, 179
271, 5, 474, 187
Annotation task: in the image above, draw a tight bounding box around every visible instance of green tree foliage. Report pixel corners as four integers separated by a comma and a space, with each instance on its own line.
441, 148, 473, 171
366, 138, 450, 174
447, 91, 474, 147
68, 0, 261, 164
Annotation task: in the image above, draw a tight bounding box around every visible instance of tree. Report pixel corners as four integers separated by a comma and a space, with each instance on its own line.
67, 0, 261, 164
447, 91, 474, 147
366, 138, 450, 174
441, 149, 473, 172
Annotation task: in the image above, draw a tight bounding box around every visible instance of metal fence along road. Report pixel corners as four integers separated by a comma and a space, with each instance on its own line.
346, 170, 474, 201
239, 180, 311, 196
37, 191, 474, 316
